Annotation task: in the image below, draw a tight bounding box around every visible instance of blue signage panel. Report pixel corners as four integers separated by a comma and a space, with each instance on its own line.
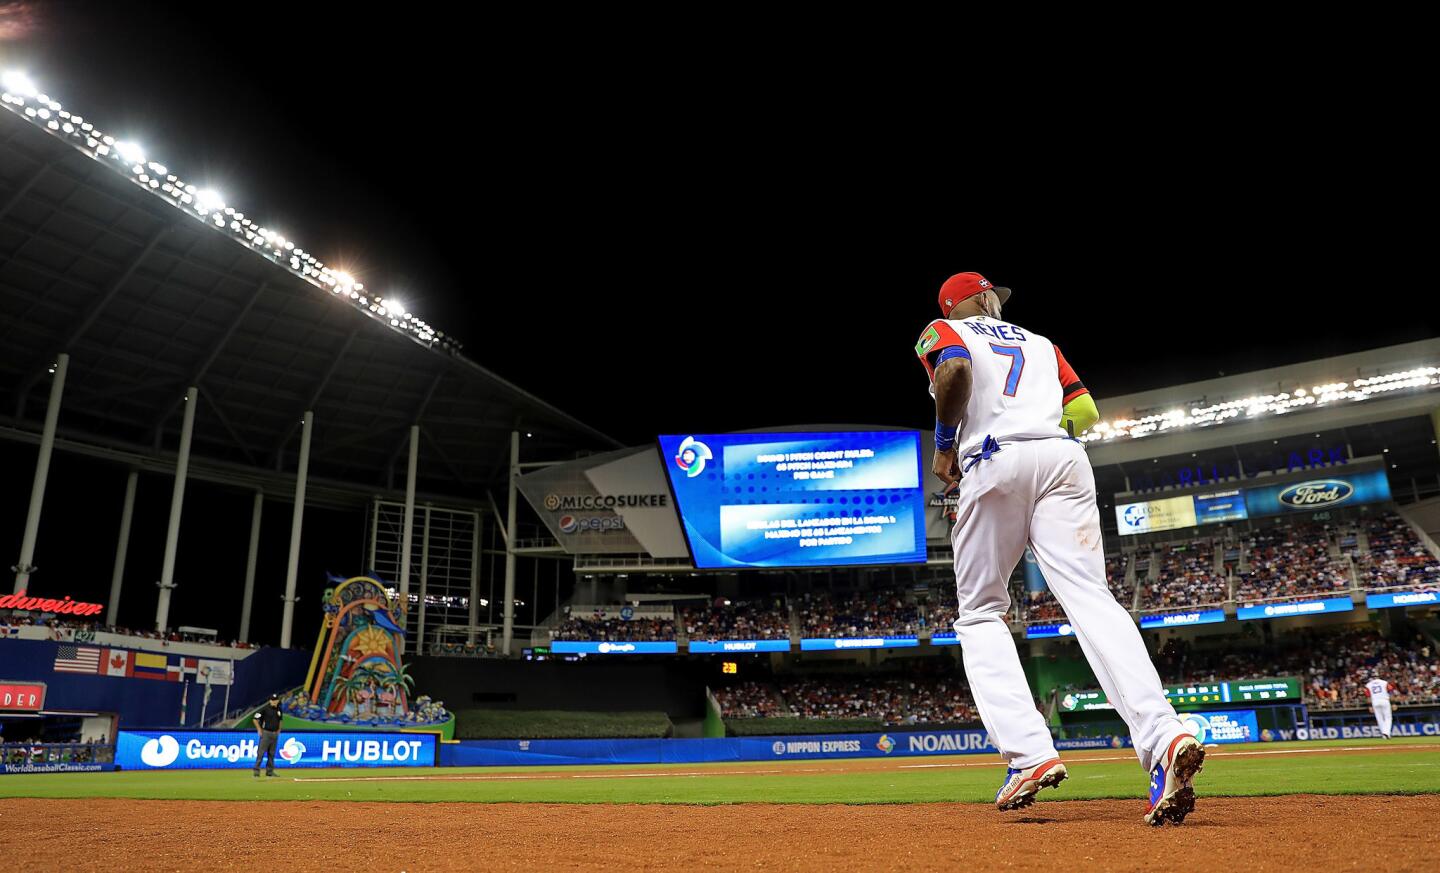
114, 730, 436, 770
1236, 596, 1354, 621
687, 639, 791, 654
1193, 490, 1248, 524
1180, 710, 1259, 744
929, 633, 960, 646
549, 641, 679, 654
1024, 622, 1074, 639
658, 431, 927, 569
442, 730, 1005, 767
1139, 609, 1228, 629
799, 636, 920, 651
1243, 469, 1392, 518
1366, 591, 1440, 610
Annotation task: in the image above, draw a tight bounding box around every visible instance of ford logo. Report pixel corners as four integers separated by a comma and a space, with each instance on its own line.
1278, 479, 1354, 508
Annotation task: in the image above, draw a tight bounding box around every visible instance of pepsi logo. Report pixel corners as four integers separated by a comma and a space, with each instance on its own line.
558, 515, 578, 534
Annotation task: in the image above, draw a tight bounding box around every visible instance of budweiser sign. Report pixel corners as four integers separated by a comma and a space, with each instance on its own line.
0, 681, 46, 711
0, 590, 104, 616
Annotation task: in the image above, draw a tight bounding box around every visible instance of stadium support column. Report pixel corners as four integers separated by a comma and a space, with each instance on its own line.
13, 353, 68, 594
155, 386, 197, 632
240, 489, 263, 643
280, 411, 313, 649
105, 469, 138, 625
417, 505, 432, 654
400, 425, 419, 646
502, 430, 519, 654
468, 513, 481, 644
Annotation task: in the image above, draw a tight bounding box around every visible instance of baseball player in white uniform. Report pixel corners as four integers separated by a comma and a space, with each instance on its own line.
1365, 677, 1396, 738
917, 272, 1205, 826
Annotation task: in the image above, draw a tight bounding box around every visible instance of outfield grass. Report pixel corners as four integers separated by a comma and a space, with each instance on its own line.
2, 737, 1437, 804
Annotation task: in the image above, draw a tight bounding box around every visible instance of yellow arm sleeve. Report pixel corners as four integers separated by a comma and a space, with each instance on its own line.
1059, 392, 1099, 438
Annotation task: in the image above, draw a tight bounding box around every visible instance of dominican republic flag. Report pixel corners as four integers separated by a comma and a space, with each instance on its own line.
104, 649, 132, 677
178, 657, 200, 675
131, 652, 172, 681
53, 645, 102, 673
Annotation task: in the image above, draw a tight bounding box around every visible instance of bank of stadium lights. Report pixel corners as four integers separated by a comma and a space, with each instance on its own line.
0, 72, 458, 353
1081, 364, 1440, 444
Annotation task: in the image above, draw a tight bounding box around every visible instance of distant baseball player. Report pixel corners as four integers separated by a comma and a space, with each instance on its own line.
916, 272, 1205, 826
1364, 676, 1397, 738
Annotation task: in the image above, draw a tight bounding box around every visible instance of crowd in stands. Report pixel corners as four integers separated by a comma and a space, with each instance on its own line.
715, 674, 979, 725
553, 611, 676, 642
798, 589, 919, 638
1235, 522, 1349, 604
1106, 553, 1134, 607
1143, 540, 1228, 610
1023, 589, 1066, 622
681, 597, 791, 640
0, 615, 258, 649
1357, 513, 1440, 591
712, 682, 786, 717
1155, 627, 1440, 708
0, 740, 113, 765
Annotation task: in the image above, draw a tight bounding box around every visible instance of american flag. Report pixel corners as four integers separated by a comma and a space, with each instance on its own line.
54, 645, 101, 673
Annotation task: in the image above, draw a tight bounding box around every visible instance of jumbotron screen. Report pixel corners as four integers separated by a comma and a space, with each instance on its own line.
658, 431, 928, 570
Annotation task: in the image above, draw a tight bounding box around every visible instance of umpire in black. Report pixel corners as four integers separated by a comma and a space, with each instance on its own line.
252, 692, 283, 777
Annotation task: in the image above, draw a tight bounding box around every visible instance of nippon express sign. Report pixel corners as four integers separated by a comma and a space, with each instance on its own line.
115, 731, 436, 770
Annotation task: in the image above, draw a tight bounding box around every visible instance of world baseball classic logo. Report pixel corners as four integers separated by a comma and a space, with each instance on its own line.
673, 437, 713, 478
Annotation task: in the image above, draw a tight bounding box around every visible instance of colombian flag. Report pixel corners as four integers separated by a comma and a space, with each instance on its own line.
132, 652, 172, 681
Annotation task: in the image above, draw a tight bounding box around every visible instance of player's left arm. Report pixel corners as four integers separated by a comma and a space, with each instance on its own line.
1055, 345, 1099, 437
931, 354, 971, 488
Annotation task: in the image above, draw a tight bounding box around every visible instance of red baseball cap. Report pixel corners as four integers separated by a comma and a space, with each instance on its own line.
938, 272, 1012, 317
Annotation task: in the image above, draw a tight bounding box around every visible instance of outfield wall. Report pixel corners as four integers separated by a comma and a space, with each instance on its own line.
440, 730, 1129, 767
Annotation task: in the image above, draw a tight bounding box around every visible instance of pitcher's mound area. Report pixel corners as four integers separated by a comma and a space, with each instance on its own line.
7, 795, 1437, 872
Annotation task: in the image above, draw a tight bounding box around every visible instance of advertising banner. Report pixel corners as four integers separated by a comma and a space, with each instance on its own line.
1366, 591, 1439, 609
114, 730, 437, 770
1, 762, 116, 774
1181, 709, 1259, 744
0, 681, 46, 711
1115, 495, 1197, 537
1024, 623, 1074, 639
1236, 597, 1355, 621
929, 633, 960, 646
659, 431, 927, 569
443, 729, 1003, 767
1193, 490, 1248, 524
548, 641, 678, 655
799, 637, 920, 651
688, 640, 791, 654
1138, 609, 1227, 629
1243, 469, 1392, 518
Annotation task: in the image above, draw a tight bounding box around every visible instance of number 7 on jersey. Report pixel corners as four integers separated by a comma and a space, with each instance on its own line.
988, 343, 1025, 396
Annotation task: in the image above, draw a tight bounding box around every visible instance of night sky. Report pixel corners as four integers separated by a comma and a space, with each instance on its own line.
2, 3, 1435, 642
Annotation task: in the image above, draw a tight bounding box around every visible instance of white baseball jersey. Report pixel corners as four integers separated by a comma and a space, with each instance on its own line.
915, 315, 1087, 456
1365, 678, 1393, 701
915, 311, 1191, 777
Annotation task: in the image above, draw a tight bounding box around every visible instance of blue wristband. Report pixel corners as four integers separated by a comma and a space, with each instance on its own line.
935, 418, 957, 452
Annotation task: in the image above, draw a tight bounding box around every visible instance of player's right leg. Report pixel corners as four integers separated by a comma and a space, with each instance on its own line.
1375, 702, 1392, 738
1026, 438, 1202, 825
949, 441, 1066, 810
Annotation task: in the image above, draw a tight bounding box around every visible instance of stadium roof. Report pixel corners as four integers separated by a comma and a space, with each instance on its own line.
0, 77, 620, 504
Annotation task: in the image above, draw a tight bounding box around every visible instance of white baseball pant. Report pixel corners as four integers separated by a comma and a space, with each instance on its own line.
949, 436, 1189, 773
1373, 700, 1393, 737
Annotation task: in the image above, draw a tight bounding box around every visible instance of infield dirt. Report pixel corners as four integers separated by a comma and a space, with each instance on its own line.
7, 795, 1436, 872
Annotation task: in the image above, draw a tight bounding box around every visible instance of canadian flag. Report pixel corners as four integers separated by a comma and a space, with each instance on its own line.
104, 649, 131, 677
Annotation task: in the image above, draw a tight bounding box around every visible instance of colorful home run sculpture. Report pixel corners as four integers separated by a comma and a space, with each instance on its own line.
282, 574, 451, 736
